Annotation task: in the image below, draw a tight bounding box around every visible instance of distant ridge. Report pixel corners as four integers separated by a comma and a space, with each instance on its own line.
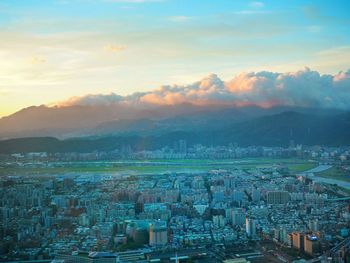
0, 111, 349, 153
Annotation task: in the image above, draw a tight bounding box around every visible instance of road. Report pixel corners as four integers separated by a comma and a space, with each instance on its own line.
298, 165, 350, 190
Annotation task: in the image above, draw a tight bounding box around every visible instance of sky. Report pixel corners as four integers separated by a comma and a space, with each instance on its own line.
0, 0, 349, 117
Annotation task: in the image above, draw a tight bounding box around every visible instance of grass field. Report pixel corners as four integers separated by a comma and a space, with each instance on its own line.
0, 158, 318, 176
317, 167, 350, 182
286, 163, 317, 172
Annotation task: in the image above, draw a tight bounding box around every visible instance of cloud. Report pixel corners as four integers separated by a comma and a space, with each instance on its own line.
104, 44, 127, 52
233, 10, 270, 15
55, 68, 350, 109
250, 1, 264, 8
57, 93, 125, 106
30, 56, 46, 65
307, 25, 322, 33
167, 16, 191, 22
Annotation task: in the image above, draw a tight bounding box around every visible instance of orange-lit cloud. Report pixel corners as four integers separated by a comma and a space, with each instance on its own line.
104, 44, 127, 52
54, 68, 350, 109
30, 56, 46, 65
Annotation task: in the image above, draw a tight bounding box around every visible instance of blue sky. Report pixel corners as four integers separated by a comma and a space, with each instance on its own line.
0, 0, 349, 116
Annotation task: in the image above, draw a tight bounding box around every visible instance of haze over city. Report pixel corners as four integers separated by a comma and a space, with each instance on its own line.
1, 1, 350, 263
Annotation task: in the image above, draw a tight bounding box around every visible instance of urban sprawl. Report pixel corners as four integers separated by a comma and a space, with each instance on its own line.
1, 143, 350, 263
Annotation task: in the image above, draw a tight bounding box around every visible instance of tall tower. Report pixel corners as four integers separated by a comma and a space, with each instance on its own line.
246, 217, 256, 238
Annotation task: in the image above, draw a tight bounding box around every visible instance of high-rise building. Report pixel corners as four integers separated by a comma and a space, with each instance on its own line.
292, 232, 305, 251
246, 217, 256, 238
267, 191, 290, 204
149, 222, 168, 246
233, 190, 244, 202
79, 213, 90, 226
304, 234, 320, 256
308, 219, 319, 232
213, 215, 225, 228
251, 188, 260, 202
231, 208, 246, 226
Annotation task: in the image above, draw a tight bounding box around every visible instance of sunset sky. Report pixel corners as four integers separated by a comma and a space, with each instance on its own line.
0, 0, 349, 117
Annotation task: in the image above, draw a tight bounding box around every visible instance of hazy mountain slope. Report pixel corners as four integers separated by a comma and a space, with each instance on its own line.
1, 103, 343, 139
0, 111, 349, 153
0, 104, 232, 138
218, 111, 350, 146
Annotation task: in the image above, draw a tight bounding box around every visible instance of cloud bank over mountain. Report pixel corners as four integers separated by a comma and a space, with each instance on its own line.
56, 68, 350, 109
1, 68, 349, 139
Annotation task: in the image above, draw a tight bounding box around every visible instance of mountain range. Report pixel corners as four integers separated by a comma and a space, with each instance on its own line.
0, 104, 349, 153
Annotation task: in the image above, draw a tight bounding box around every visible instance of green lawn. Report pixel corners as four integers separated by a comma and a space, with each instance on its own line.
0, 158, 317, 176
317, 167, 350, 182
287, 163, 318, 172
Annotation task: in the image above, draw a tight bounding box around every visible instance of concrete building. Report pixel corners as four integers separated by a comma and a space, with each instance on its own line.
292, 232, 305, 251
213, 215, 225, 228
246, 217, 256, 238
267, 191, 290, 204
308, 219, 319, 232
231, 208, 246, 226
304, 234, 320, 256
251, 188, 260, 202
149, 223, 168, 246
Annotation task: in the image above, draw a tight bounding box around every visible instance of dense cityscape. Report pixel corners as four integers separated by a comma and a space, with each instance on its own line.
1, 0, 350, 262
1, 143, 350, 262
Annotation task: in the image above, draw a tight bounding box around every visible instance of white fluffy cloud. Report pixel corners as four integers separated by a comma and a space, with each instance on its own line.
57, 68, 350, 109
